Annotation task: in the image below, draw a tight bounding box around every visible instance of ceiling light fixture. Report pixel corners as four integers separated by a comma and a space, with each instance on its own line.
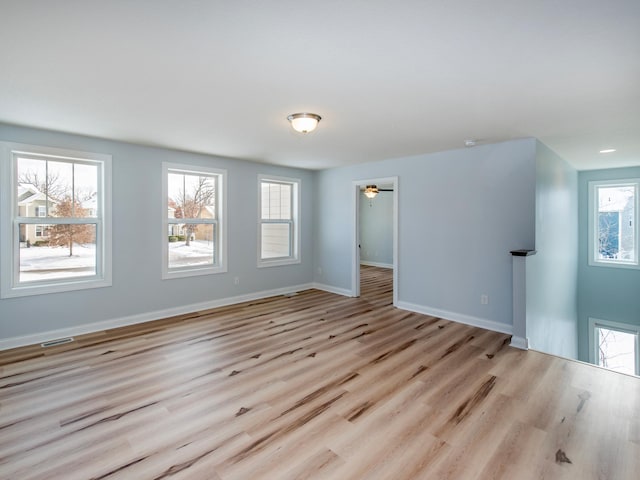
287, 113, 321, 134
464, 139, 477, 147
363, 185, 379, 199
599, 148, 616, 154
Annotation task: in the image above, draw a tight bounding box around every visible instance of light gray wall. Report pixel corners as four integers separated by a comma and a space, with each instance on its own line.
359, 191, 393, 266
315, 138, 537, 328
0, 123, 315, 341
577, 166, 640, 362
526, 141, 578, 359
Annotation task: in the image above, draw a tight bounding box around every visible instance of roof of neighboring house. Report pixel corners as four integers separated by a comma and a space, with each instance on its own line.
17, 184, 49, 206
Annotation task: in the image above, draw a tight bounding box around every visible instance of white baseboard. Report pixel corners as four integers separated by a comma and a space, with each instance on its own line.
360, 261, 393, 269
396, 301, 513, 336
311, 282, 354, 297
509, 336, 529, 350
1, 285, 519, 352
0, 283, 316, 351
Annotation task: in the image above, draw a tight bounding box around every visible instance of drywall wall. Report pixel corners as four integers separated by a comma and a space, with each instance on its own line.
577, 166, 640, 362
0, 123, 315, 345
315, 138, 537, 330
526, 141, 578, 359
359, 191, 393, 267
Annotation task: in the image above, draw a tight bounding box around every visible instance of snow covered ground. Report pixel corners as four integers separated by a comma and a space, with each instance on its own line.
19, 243, 97, 282
168, 240, 214, 267
18, 240, 215, 282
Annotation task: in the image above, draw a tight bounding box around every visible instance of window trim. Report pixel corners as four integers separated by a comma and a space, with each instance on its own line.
0, 141, 112, 298
588, 179, 639, 269
257, 174, 301, 268
161, 162, 227, 279
588, 317, 640, 376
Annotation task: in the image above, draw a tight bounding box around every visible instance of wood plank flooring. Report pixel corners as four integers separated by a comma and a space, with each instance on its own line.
1, 265, 639, 479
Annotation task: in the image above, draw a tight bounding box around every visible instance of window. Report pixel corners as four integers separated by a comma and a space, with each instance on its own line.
589, 318, 639, 376
258, 175, 300, 267
588, 179, 639, 268
35, 225, 49, 237
1, 142, 112, 298
162, 163, 227, 279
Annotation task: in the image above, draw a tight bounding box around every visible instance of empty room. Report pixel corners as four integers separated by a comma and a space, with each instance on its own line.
1, 1, 639, 479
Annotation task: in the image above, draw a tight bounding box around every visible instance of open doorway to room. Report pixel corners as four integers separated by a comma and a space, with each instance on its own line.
352, 177, 398, 305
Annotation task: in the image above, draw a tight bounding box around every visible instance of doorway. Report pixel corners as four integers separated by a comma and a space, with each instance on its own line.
352, 177, 398, 305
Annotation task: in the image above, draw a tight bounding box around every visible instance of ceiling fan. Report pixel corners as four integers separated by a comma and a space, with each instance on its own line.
363, 184, 393, 199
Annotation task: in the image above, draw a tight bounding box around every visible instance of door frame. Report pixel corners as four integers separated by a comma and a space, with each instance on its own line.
352, 176, 398, 305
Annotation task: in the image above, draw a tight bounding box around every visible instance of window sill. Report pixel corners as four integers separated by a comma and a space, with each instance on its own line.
162, 265, 227, 280
257, 258, 300, 268
588, 259, 639, 270
1, 277, 112, 299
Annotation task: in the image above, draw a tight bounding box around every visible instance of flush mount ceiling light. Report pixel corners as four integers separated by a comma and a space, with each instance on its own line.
287, 113, 321, 134
363, 185, 379, 199
599, 148, 617, 154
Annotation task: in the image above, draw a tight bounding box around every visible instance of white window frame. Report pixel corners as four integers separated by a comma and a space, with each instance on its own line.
0, 142, 112, 298
589, 317, 640, 375
257, 175, 301, 268
588, 179, 639, 269
162, 162, 227, 279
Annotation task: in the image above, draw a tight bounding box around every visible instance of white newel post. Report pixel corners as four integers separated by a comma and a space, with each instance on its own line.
510, 249, 536, 350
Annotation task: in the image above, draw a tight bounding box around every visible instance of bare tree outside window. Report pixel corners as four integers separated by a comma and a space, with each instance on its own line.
165, 167, 222, 275
172, 175, 216, 247
597, 327, 637, 375
18, 169, 69, 202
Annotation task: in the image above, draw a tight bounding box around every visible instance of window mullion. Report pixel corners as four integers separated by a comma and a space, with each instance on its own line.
16, 216, 97, 225
261, 219, 291, 224
168, 218, 217, 225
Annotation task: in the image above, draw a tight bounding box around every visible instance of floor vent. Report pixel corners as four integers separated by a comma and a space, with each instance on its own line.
41, 337, 74, 348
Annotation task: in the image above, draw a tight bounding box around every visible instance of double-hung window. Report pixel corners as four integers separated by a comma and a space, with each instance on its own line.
588, 179, 639, 268
258, 175, 300, 267
162, 163, 227, 278
0, 142, 112, 298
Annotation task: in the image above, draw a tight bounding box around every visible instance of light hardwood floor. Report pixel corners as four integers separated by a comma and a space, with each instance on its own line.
1, 266, 639, 479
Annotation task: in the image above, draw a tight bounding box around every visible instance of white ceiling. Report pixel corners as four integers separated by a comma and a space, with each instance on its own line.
1, 1, 639, 171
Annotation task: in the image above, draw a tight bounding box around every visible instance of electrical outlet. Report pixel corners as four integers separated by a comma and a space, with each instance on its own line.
318, 267, 323, 276
481, 294, 489, 305
234, 277, 240, 285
